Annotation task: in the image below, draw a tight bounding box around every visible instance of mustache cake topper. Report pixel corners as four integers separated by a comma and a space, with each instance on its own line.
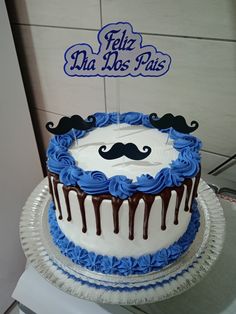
98, 142, 152, 160
46, 114, 96, 135
149, 113, 199, 134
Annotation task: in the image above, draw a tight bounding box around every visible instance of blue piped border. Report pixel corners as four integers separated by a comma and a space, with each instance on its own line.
48, 200, 200, 277
52, 260, 190, 292
47, 112, 202, 199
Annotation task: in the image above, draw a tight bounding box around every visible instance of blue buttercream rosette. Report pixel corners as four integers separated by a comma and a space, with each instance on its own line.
47, 151, 75, 175
109, 175, 136, 199
59, 165, 83, 186
78, 171, 110, 194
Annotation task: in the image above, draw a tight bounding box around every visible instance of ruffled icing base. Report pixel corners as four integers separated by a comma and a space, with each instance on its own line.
48, 200, 200, 276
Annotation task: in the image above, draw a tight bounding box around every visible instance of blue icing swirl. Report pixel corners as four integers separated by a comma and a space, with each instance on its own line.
47, 130, 86, 158
124, 112, 143, 125
51, 133, 74, 149
109, 112, 126, 123
135, 174, 157, 192
73, 129, 87, 139
72, 247, 88, 265
109, 175, 136, 199
100, 256, 119, 274
59, 165, 83, 186
48, 199, 200, 276
77, 171, 110, 194
136, 168, 173, 194
171, 130, 202, 151
136, 255, 153, 274
168, 244, 182, 261
94, 112, 111, 127
153, 248, 171, 267
46, 139, 64, 157
47, 151, 75, 174
142, 114, 155, 128
171, 148, 200, 179
118, 257, 137, 276
168, 170, 184, 186
83, 252, 103, 271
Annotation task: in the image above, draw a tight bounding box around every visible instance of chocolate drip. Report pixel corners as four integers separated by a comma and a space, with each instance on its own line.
47, 170, 200, 240
184, 179, 193, 212
190, 169, 201, 212
51, 174, 63, 220
160, 189, 172, 230
76, 190, 87, 233
128, 194, 141, 240
92, 196, 102, 235
174, 186, 184, 224
63, 186, 88, 232
62, 186, 72, 221
111, 197, 123, 234
143, 195, 155, 239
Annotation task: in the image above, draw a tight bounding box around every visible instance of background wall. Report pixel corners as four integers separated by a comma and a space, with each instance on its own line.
6, 0, 236, 181
0, 1, 43, 311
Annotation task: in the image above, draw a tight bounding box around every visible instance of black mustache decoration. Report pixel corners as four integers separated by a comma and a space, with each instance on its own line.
46, 114, 96, 135
98, 142, 152, 160
149, 113, 199, 134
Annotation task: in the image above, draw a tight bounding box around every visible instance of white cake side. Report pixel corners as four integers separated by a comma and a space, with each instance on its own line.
50, 178, 195, 258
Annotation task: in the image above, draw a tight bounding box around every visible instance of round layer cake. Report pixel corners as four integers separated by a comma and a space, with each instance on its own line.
47, 112, 201, 276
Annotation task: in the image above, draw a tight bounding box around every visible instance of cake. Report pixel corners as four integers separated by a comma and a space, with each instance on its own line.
46, 112, 201, 276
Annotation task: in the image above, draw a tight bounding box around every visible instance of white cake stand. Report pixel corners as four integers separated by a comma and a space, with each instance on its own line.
19, 178, 225, 305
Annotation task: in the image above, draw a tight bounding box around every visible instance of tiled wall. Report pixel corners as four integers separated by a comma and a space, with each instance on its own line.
7, 0, 236, 180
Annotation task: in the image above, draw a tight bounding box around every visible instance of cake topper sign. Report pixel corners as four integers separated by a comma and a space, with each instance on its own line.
64, 22, 171, 78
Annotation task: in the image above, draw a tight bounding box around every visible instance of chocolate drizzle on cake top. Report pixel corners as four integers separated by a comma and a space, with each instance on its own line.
48, 169, 201, 240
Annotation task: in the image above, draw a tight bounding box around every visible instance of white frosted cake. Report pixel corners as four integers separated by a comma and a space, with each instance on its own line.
47, 112, 201, 276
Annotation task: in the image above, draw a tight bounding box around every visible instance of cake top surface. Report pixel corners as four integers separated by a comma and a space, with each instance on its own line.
69, 123, 178, 180
47, 112, 201, 199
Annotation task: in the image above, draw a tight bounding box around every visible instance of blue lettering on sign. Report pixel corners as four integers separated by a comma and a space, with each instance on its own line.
64, 22, 171, 78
